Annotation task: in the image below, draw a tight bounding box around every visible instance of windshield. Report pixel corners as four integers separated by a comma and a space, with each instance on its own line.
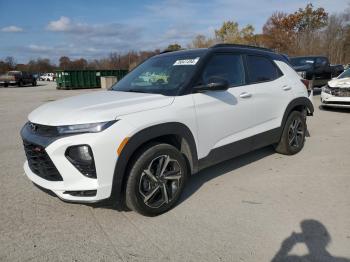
290, 58, 315, 67
111, 54, 203, 96
338, 68, 350, 79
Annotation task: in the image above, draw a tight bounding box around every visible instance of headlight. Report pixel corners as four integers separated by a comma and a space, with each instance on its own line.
298, 71, 307, 79
322, 85, 332, 95
57, 120, 117, 135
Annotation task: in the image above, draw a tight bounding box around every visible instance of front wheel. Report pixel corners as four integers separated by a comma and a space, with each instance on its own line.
275, 111, 306, 155
125, 143, 188, 216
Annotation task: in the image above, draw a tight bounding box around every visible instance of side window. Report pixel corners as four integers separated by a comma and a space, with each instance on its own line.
316, 57, 327, 66
201, 54, 245, 87
246, 55, 281, 83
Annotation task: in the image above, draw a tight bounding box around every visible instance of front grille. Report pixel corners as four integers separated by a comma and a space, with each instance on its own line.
23, 141, 63, 181
332, 88, 350, 97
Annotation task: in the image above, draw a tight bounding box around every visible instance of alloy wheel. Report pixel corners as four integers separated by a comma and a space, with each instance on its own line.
139, 155, 182, 209
288, 118, 304, 149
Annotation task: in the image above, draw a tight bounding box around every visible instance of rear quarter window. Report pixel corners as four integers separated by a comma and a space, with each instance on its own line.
246, 55, 282, 84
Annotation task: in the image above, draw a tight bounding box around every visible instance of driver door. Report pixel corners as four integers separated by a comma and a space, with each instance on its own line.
192, 53, 257, 160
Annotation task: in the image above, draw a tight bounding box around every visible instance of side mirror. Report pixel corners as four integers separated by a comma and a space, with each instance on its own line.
195, 78, 229, 92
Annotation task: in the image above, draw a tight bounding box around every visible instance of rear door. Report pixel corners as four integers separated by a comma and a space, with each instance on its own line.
244, 55, 295, 148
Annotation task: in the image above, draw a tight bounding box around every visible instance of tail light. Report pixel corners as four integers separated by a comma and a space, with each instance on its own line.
300, 79, 312, 92
301, 79, 312, 96
301, 79, 310, 90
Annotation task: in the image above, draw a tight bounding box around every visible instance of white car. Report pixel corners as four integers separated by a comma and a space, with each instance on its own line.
40, 73, 55, 81
21, 44, 313, 216
321, 68, 350, 108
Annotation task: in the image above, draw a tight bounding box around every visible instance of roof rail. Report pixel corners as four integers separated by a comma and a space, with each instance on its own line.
211, 43, 274, 53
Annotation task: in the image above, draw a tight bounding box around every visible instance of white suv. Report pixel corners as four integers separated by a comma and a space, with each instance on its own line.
40, 73, 55, 81
21, 44, 314, 216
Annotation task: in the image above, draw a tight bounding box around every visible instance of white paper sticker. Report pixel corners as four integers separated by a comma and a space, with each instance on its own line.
173, 57, 200, 66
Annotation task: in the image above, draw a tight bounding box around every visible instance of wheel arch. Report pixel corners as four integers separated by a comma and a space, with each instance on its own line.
280, 96, 314, 133
110, 122, 198, 208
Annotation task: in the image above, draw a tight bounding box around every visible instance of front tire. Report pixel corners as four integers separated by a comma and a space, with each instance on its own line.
275, 111, 306, 155
125, 143, 188, 216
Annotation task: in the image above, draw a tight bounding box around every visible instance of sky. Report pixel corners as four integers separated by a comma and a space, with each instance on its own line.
0, 0, 348, 63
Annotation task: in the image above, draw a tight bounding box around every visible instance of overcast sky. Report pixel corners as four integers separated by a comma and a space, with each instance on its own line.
0, 0, 348, 63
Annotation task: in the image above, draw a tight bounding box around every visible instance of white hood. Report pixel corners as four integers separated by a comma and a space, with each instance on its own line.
29, 91, 174, 126
328, 77, 350, 88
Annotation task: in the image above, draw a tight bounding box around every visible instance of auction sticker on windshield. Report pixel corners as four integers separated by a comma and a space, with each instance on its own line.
173, 57, 200, 66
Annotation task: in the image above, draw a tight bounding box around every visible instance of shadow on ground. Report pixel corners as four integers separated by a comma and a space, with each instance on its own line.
179, 146, 275, 204
272, 219, 350, 262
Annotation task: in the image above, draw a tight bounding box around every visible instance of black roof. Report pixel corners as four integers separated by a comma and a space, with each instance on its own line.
211, 43, 274, 52
156, 44, 287, 63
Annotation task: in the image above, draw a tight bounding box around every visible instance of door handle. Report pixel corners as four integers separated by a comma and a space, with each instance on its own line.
282, 85, 292, 91
239, 92, 252, 98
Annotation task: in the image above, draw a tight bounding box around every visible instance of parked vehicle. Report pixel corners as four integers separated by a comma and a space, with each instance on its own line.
0, 71, 37, 87
290, 56, 332, 88
21, 44, 314, 216
40, 73, 55, 81
330, 64, 344, 78
321, 68, 350, 108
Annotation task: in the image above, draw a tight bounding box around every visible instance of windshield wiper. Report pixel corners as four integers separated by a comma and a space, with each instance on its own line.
126, 89, 148, 93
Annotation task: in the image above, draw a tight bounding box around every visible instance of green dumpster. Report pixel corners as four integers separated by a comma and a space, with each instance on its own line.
55, 69, 128, 89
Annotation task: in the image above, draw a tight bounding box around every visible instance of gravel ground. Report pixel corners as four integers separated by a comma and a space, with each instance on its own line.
0, 82, 349, 262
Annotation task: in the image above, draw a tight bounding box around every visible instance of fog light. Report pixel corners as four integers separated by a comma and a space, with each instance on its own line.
65, 145, 96, 178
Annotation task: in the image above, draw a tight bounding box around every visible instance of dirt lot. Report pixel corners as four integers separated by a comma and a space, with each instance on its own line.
0, 82, 349, 262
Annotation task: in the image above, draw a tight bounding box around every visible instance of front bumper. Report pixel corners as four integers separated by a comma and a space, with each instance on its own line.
21, 121, 134, 203
321, 91, 350, 108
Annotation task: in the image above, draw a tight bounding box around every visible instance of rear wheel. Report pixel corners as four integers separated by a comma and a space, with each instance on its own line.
32, 80, 37, 86
125, 143, 188, 216
275, 111, 306, 155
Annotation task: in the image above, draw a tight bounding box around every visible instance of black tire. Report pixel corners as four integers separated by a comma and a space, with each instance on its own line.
32, 80, 37, 86
125, 143, 188, 216
275, 111, 306, 155
18, 80, 23, 87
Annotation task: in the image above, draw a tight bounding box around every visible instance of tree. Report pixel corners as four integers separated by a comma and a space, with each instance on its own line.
4, 56, 16, 70
293, 4, 328, 32
71, 58, 88, 70
215, 21, 256, 44
262, 4, 328, 55
59, 56, 71, 70
166, 43, 182, 51
191, 34, 215, 48
215, 21, 240, 42
263, 12, 297, 53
